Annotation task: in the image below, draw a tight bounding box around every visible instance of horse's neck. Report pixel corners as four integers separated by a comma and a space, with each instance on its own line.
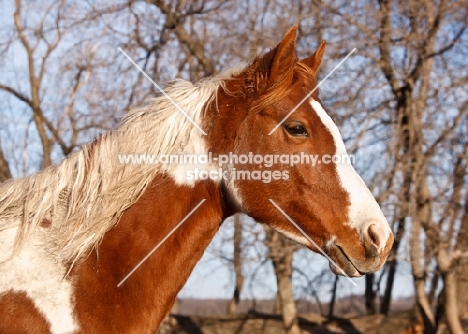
72, 175, 227, 332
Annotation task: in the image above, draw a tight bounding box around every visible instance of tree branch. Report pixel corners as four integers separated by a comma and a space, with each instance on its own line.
149, 0, 216, 75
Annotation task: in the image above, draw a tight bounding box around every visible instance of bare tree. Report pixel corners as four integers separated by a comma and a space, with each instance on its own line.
265, 227, 302, 334
228, 214, 245, 314
0, 0, 138, 171
0, 148, 12, 182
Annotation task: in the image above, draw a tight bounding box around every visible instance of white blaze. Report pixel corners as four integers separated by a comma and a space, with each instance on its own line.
310, 99, 391, 241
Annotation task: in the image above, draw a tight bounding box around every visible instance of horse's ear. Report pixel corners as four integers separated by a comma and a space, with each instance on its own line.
300, 40, 326, 73
245, 26, 297, 94
268, 25, 298, 83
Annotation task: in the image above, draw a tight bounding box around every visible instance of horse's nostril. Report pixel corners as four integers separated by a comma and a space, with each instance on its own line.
367, 224, 385, 254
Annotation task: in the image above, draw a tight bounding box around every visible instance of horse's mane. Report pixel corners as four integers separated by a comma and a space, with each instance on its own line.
0, 65, 244, 265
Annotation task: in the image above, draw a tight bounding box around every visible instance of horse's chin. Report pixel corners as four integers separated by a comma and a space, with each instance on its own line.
329, 261, 364, 277
328, 245, 367, 277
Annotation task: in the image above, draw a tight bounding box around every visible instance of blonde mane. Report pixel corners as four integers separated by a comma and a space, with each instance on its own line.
0, 66, 244, 264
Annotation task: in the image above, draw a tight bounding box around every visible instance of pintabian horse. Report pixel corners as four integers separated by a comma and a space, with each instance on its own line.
0, 26, 393, 333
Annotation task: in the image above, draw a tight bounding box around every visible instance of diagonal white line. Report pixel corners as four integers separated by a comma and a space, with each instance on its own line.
117, 199, 206, 287
268, 48, 356, 135
118, 47, 207, 135
268, 199, 357, 286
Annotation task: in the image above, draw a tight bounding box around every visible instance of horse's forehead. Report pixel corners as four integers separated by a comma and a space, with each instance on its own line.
309, 99, 347, 154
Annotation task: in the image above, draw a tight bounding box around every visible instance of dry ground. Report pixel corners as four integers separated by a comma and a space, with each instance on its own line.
158, 311, 416, 333
159, 311, 468, 333
158, 298, 468, 333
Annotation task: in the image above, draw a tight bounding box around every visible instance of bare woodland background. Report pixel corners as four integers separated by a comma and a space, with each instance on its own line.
1, 0, 468, 333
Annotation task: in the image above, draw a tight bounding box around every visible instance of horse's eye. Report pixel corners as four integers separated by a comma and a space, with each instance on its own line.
284, 123, 309, 137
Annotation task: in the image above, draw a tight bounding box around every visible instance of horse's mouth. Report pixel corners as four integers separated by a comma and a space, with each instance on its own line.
329, 245, 366, 277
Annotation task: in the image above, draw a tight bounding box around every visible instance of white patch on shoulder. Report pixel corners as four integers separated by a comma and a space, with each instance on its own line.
158, 66, 246, 187
0, 221, 78, 334
165, 109, 219, 186
310, 100, 391, 240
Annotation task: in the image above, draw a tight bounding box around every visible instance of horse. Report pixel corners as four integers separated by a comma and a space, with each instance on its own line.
0, 26, 394, 333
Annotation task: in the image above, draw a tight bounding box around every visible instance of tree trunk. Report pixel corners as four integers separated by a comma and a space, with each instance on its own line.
275, 291, 282, 314
412, 176, 436, 334
380, 216, 406, 315
444, 272, 464, 334
228, 214, 244, 315
0, 147, 12, 182
365, 273, 376, 315
455, 188, 468, 319
272, 253, 301, 334
328, 275, 338, 318
266, 228, 301, 334
438, 249, 465, 334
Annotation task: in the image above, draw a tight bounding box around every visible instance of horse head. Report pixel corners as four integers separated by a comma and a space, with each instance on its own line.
206, 26, 394, 277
